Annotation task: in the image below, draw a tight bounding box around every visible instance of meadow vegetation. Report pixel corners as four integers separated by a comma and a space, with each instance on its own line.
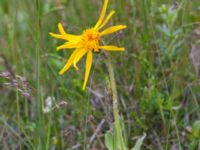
0, 0, 200, 149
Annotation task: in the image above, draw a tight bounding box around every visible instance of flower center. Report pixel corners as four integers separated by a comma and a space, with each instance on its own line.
81, 28, 100, 52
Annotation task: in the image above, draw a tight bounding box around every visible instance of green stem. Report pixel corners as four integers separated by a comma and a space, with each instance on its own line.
36, 0, 42, 148
106, 54, 125, 150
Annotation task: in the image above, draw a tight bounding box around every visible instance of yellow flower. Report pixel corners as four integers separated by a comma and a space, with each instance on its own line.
50, 0, 127, 90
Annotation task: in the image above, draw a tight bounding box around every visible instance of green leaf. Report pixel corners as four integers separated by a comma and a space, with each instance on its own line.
131, 133, 146, 150
192, 120, 200, 138
105, 131, 114, 150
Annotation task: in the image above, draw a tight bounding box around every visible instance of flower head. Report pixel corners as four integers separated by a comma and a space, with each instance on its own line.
50, 0, 127, 90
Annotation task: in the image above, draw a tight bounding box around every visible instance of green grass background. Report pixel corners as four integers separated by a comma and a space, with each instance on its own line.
0, 0, 200, 149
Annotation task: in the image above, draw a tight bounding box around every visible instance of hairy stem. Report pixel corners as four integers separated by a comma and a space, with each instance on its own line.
106, 53, 125, 150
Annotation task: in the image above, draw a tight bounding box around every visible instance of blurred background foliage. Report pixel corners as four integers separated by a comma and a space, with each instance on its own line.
0, 0, 200, 149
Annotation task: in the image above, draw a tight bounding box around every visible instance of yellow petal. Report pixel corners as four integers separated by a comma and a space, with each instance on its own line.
99, 45, 125, 51
49, 31, 81, 42
98, 11, 115, 30
64, 34, 81, 43
54, 23, 81, 42
58, 23, 67, 35
94, 0, 109, 29
100, 25, 127, 36
73, 49, 88, 70
56, 42, 79, 51
83, 51, 93, 90
49, 32, 66, 40
59, 48, 80, 75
